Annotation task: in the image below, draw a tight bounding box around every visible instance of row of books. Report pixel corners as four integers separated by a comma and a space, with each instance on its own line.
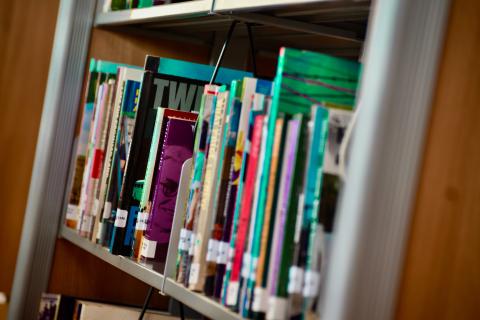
65, 47, 359, 319
38, 293, 174, 320
106, 0, 189, 11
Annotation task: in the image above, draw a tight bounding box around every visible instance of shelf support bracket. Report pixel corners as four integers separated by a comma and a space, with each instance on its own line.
210, 20, 238, 84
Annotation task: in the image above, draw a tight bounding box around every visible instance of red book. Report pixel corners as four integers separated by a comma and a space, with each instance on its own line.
227, 114, 265, 304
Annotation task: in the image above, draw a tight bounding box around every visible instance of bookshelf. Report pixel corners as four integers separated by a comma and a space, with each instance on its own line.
9, 0, 451, 319
60, 226, 240, 320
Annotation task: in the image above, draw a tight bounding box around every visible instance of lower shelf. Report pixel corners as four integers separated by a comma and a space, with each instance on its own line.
59, 226, 240, 320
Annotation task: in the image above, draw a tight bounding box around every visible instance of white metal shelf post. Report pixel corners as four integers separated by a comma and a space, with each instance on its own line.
8, 0, 97, 319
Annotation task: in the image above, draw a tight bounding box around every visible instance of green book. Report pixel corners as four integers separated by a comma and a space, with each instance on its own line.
253, 48, 360, 318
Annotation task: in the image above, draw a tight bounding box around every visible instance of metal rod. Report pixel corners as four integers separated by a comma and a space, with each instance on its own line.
138, 286, 154, 320
246, 23, 257, 78
209, 20, 238, 84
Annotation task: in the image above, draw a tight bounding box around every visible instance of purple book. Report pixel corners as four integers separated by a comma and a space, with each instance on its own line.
267, 118, 301, 296
140, 118, 195, 264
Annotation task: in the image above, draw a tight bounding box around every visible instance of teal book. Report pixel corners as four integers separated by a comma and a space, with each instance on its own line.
253, 48, 360, 318
288, 105, 329, 318
222, 78, 272, 306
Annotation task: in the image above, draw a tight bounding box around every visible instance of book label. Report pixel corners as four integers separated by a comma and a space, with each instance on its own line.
66, 204, 79, 221
205, 239, 219, 262
287, 266, 304, 294
241, 252, 251, 279
303, 270, 320, 297
216, 241, 229, 265
188, 262, 200, 285
178, 228, 191, 251
250, 256, 258, 281
140, 237, 157, 258
226, 281, 239, 306
103, 202, 112, 219
80, 215, 93, 233
135, 211, 148, 231
188, 233, 196, 255
114, 209, 128, 228
267, 296, 288, 320
92, 199, 100, 217
252, 287, 268, 312
96, 222, 103, 241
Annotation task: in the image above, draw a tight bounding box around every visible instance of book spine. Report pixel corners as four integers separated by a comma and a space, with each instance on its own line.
78, 83, 108, 237
211, 96, 242, 299
270, 116, 306, 319
132, 108, 165, 257
91, 78, 121, 242
66, 66, 100, 228
110, 71, 154, 256
220, 80, 256, 305
100, 83, 138, 247
176, 88, 214, 284
86, 82, 115, 239
225, 115, 264, 308
251, 117, 285, 315
189, 89, 228, 293
265, 118, 300, 313
184, 89, 218, 287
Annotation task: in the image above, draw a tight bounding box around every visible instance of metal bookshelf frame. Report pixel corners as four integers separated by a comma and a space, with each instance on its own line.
9, 0, 451, 319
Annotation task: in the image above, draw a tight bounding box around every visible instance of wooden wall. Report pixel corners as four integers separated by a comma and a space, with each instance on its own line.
0, 0, 60, 295
396, 0, 480, 319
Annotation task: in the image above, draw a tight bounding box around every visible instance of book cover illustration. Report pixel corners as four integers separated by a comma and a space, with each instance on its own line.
139, 116, 196, 267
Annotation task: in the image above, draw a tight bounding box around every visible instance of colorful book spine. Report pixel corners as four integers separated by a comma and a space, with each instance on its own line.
176, 86, 218, 285
274, 115, 307, 314
78, 82, 114, 238
110, 57, 207, 256
86, 80, 116, 239
139, 117, 196, 266
225, 114, 265, 308
221, 78, 272, 305
132, 107, 165, 257
265, 116, 301, 320
184, 86, 220, 287
240, 95, 272, 317
110, 55, 250, 256
100, 79, 140, 247
188, 88, 229, 292
66, 60, 101, 229
251, 117, 286, 316
289, 105, 329, 317
211, 80, 242, 299
92, 67, 144, 243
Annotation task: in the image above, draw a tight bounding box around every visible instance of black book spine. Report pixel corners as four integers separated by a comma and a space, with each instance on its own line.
110, 70, 155, 255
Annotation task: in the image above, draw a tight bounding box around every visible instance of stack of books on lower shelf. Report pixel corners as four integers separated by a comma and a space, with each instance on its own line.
64, 47, 360, 319
38, 293, 175, 320
106, 0, 193, 11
